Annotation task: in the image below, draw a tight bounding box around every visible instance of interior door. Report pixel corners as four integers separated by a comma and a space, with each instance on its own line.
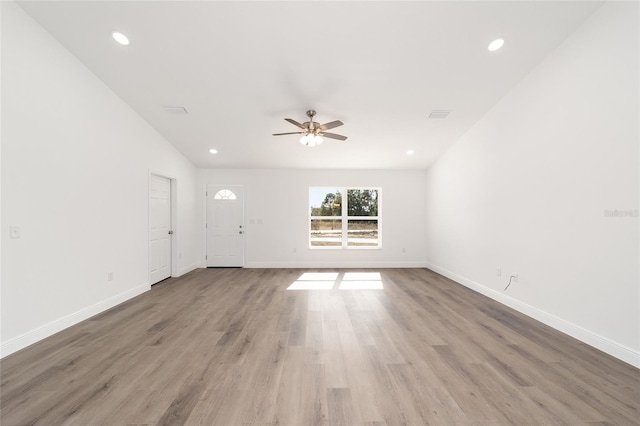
149, 175, 172, 284
206, 185, 244, 267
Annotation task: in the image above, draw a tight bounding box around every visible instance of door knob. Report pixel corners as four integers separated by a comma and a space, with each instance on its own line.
168, 230, 174, 235
239, 231, 244, 234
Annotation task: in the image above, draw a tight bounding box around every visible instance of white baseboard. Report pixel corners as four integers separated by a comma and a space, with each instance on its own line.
177, 262, 198, 277
244, 261, 430, 269
0, 282, 150, 359
426, 262, 640, 369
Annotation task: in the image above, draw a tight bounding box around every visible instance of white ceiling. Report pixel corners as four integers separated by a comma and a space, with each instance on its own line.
18, 1, 602, 170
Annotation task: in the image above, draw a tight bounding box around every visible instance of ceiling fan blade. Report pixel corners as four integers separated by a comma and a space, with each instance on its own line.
285, 118, 307, 130
321, 132, 348, 141
273, 132, 305, 136
318, 120, 344, 131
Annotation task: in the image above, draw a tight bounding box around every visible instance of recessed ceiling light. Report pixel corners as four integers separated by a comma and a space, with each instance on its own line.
406, 150, 415, 155
209, 149, 218, 154
488, 38, 504, 52
112, 32, 130, 46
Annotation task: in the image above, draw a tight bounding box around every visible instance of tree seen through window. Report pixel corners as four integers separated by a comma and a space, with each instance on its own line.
309, 188, 380, 248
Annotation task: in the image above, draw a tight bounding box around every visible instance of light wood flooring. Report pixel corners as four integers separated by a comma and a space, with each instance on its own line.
1, 268, 639, 425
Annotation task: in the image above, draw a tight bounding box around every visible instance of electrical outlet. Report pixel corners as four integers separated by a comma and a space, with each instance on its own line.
107, 272, 114, 281
496, 267, 502, 277
402, 248, 406, 253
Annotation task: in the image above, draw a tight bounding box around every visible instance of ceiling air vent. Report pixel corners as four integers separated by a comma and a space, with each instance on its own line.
162, 106, 189, 115
429, 110, 450, 119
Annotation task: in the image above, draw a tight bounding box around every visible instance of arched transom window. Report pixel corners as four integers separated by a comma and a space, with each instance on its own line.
214, 189, 237, 200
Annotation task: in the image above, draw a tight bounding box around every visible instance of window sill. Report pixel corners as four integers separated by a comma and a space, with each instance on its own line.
308, 246, 382, 250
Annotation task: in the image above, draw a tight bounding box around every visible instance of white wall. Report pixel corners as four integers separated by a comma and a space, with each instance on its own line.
424, 2, 639, 367
198, 169, 428, 268
1, 2, 198, 357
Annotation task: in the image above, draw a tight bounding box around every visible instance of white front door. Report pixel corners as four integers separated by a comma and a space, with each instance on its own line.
149, 175, 172, 284
206, 185, 244, 267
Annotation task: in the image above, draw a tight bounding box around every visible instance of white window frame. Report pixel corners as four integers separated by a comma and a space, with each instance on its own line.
309, 187, 381, 249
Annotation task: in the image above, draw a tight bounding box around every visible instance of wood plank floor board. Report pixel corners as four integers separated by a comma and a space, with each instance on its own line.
305, 310, 325, 365
321, 319, 351, 390
0, 390, 55, 425
0, 332, 91, 389
463, 362, 539, 425
182, 364, 243, 425
1, 268, 638, 425
326, 388, 357, 426
300, 364, 329, 426
336, 329, 382, 424
274, 346, 306, 425
361, 316, 407, 366
344, 311, 376, 348
233, 334, 287, 424
287, 293, 309, 347
490, 345, 613, 424
359, 345, 417, 426
386, 363, 463, 425
543, 361, 639, 425
520, 384, 602, 425
427, 345, 504, 423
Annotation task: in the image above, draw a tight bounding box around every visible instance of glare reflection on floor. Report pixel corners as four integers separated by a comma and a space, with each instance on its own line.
287, 281, 335, 290
286, 271, 384, 290
338, 281, 384, 290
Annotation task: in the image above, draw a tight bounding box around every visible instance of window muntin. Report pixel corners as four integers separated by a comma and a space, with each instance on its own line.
309, 187, 380, 249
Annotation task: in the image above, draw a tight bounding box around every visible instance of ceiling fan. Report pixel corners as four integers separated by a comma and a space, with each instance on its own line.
273, 110, 347, 147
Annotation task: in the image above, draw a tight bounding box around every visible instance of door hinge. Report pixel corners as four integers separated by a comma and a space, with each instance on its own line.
205, 255, 208, 260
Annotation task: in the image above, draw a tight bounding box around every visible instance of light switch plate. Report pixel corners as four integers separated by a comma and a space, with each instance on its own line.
10, 226, 21, 239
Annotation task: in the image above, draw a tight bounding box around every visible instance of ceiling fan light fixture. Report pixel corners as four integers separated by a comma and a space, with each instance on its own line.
300, 134, 323, 147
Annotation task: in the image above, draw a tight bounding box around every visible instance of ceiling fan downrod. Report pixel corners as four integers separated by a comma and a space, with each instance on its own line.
306, 110, 316, 133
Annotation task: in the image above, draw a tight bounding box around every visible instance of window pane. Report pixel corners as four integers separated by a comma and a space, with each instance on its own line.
310, 188, 342, 217
347, 189, 378, 216
347, 220, 378, 247
310, 219, 342, 247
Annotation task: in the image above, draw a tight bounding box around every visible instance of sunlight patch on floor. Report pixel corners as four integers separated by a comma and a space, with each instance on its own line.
339, 272, 383, 290
286, 271, 384, 290
338, 281, 384, 290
